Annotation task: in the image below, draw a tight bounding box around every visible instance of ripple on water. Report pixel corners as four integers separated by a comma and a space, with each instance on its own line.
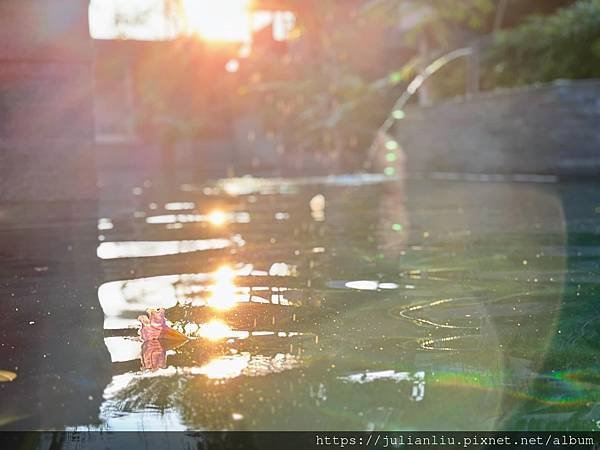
84, 175, 594, 431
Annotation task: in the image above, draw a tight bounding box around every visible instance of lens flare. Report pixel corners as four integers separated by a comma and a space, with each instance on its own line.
225, 59, 240, 73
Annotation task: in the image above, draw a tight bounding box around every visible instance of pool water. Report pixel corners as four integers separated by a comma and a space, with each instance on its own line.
1, 174, 598, 431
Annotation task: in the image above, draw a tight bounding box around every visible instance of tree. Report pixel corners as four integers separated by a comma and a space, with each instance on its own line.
484, 0, 600, 87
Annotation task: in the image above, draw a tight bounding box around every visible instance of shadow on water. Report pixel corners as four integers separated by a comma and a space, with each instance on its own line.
1, 172, 599, 433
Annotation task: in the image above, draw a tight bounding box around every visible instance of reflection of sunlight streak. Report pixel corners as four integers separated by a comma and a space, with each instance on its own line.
193, 354, 251, 379
344, 280, 399, 291
222, 180, 245, 196
145, 212, 250, 225
105, 352, 302, 385
97, 239, 231, 259
208, 210, 226, 226
98, 217, 114, 230
102, 372, 136, 400
206, 265, 237, 310
242, 353, 301, 377
421, 335, 474, 351
310, 194, 325, 221
338, 370, 426, 401
394, 292, 530, 331
165, 202, 195, 211
268, 262, 296, 277
98, 264, 298, 328
345, 280, 377, 290
99, 275, 181, 320
198, 320, 233, 341
104, 337, 141, 363
412, 375, 426, 401
217, 174, 390, 197
214, 265, 235, 283
220, 177, 286, 196
398, 298, 479, 330
191, 353, 302, 379
181, 323, 304, 340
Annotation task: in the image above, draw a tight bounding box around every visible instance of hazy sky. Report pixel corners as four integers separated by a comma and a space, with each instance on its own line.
89, 0, 175, 40
89, 0, 294, 41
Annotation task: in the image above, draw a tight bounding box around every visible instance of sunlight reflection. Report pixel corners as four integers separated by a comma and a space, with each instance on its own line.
344, 280, 399, 291
145, 212, 250, 225
191, 353, 302, 379
97, 217, 114, 231
164, 202, 195, 211
309, 194, 325, 222
208, 210, 227, 226
97, 239, 231, 259
104, 337, 141, 363
215, 174, 389, 198
398, 298, 479, 330
194, 354, 251, 379
268, 262, 296, 277
198, 320, 233, 341
206, 265, 238, 310
98, 263, 298, 329
338, 370, 426, 401
214, 265, 236, 284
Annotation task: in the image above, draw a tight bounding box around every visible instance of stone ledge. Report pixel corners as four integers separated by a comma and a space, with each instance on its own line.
0, 0, 92, 62
418, 79, 600, 109
393, 79, 600, 175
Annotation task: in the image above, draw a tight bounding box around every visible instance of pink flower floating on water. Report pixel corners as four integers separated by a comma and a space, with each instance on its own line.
137, 308, 188, 342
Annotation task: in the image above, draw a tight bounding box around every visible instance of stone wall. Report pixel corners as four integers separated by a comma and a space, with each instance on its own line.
392, 79, 600, 175
0, 0, 96, 203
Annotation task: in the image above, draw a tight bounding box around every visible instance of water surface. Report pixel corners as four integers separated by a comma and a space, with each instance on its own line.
1, 174, 598, 431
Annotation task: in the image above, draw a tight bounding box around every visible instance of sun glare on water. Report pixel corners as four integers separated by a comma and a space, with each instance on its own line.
208, 210, 227, 226
198, 320, 234, 341
207, 265, 238, 311
183, 0, 251, 42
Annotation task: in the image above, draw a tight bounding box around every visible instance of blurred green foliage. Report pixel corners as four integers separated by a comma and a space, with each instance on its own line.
130, 39, 235, 141
245, 0, 500, 164
250, 0, 587, 163
243, 1, 406, 168
484, 0, 600, 87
